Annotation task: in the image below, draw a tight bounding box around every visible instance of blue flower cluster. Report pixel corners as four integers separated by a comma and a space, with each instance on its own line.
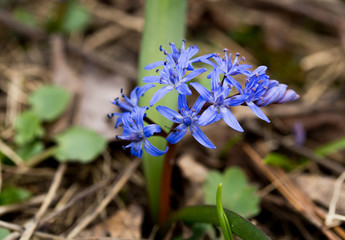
109, 41, 299, 158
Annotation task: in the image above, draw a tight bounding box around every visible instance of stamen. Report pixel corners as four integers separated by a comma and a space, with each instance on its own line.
235, 52, 240, 57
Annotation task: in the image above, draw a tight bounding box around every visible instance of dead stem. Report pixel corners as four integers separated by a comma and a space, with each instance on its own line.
20, 163, 66, 240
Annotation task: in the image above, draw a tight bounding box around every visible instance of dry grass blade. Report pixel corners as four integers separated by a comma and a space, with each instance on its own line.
0, 220, 65, 240
66, 157, 141, 238
20, 163, 66, 240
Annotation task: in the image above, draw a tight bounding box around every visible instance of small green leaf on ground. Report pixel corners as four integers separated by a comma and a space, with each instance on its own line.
316, 136, 345, 157
263, 153, 308, 171
0, 227, 11, 239
0, 186, 31, 205
54, 126, 107, 163
15, 110, 44, 146
29, 84, 71, 121
13, 8, 38, 27
203, 167, 260, 218
17, 141, 44, 161
61, 0, 90, 33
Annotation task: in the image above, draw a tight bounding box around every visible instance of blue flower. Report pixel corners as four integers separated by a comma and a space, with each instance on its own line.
143, 64, 207, 106
229, 67, 271, 122
144, 40, 214, 71
108, 84, 154, 127
255, 80, 300, 107
156, 95, 215, 149
190, 73, 244, 132
201, 50, 252, 92
117, 108, 168, 158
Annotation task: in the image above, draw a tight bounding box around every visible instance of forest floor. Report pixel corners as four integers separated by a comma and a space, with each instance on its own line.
1, 0, 345, 239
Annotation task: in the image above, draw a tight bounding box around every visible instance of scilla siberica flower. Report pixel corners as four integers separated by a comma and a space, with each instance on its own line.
157, 94, 215, 149
108, 84, 154, 127
116, 108, 168, 158
142, 41, 214, 106
190, 73, 244, 132
108, 41, 299, 158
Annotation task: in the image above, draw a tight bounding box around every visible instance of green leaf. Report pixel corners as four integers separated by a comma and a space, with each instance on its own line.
0, 186, 31, 205
61, 0, 90, 33
316, 136, 345, 157
160, 205, 270, 240
204, 167, 260, 218
54, 126, 106, 163
0, 228, 11, 239
15, 110, 44, 146
29, 84, 70, 122
138, 0, 187, 222
17, 141, 44, 161
217, 183, 234, 240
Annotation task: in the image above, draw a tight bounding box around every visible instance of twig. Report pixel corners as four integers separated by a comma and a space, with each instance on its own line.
66, 157, 141, 238
0, 138, 24, 166
326, 171, 345, 227
0, 193, 61, 216
20, 163, 66, 240
0, 220, 65, 240
39, 173, 116, 226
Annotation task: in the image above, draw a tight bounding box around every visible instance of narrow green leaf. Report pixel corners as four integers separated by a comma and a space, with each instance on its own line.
54, 126, 106, 163
160, 205, 270, 240
217, 183, 233, 240
29, 84, 70, 122
138, 0, 187, 222
15, 110, 44, 146
316, 136, 345, 157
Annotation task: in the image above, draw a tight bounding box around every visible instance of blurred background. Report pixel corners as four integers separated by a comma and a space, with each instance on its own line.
1, 0, 345, 239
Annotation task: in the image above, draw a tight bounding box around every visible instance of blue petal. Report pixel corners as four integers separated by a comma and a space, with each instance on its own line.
143, 139, 168, 157
191, 97, 206, 114
224, 75, 243, 93
246, 101, 270, 123
143, 76, 161, 83
143, 124, 161, 138
190, 125, 215, 149
220, 106, 244, 132
178, 94, 189, 113
124, 141, 143, 158
149, 85, 174, 106
137, 84, 155, 98
190, 82, 213, 102
276, 89, 299, 104
198, 105, 218, 126
145, 61, 165, 70
132, 107, 146, 130
167, 124, 188, 144
225, 95, 247, 106
181, 68, 207, 83
156, 106, 182, 123
176, 84, 192, 96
